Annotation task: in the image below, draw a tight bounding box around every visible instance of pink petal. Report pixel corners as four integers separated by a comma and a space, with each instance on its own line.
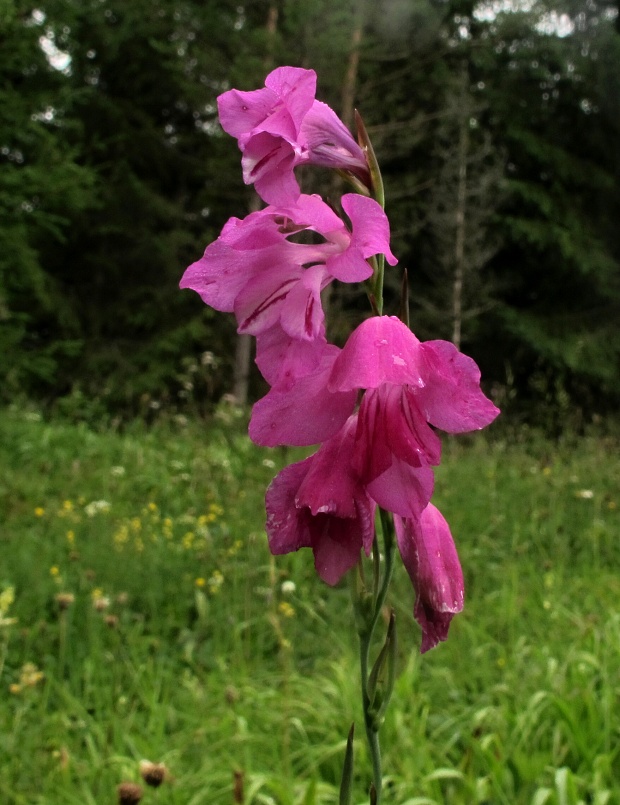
311, 516, 366, 585
264, 419, 376, 586
217, 87, 278, 139
394, 505, 464, 653
353, 387, 441, 485
279, 264, 327, 341
255, 324, 327, 386
241, 133, 301, 205
417, 340, 500, 433
249, 351, 357, 447
234, 264, 302, 335
341, 194, 398, 265
264, 67, 317, 133
297, 416, 359, 518
329, 316, 425, 392
180, 239, 250, 311
265, 459, 314, 554
302, 101, 368, 176
366, 461, 434, 520
325, 247, 373, 283
282, 193, 345, 235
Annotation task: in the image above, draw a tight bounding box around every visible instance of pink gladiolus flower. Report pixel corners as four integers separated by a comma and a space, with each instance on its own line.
394, 505, 464, 653
180, 194, 396, 344
265, 416, 375, 585
217, 66, 369, 204
329, 316, 499, 518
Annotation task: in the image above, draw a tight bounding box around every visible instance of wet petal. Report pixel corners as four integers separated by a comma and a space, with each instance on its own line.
366, 461, 434, 520
417, 340, 500, 433
395, 505, 464, 653
329, 316, 425, 392
249, 350, 357, 447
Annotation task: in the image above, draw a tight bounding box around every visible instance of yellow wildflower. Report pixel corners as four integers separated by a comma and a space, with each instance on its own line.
195, 577, 206, 588
208, 570, 224, 594
34, 507, 45, 517
20, 662, 45, 687
50, 566, 60, 577
278, 601, 296, 618
66, 530, 75, 545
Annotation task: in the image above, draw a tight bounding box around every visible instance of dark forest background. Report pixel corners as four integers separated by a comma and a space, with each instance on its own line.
2, 0, 619, 429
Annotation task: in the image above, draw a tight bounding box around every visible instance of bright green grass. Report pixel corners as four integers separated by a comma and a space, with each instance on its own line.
0, 406, 619, 805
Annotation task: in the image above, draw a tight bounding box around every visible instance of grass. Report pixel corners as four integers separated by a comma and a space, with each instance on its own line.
0, 404, 619, 804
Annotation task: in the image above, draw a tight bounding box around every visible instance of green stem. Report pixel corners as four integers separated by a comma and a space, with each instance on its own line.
353, 511, 397, 804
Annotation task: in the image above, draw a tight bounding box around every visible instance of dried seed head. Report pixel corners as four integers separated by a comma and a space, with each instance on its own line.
104, 614, 119, 629
139, 759, 167, 787
93, 595, 110, 612
117, 782, 143, 805
55, 592, 75, 611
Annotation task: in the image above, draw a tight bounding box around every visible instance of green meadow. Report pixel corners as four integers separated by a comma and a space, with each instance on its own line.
1, 405, 619, 805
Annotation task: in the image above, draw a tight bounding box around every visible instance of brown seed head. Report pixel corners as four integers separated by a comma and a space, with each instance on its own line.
117, 781, 143, 805
93, 595, 110, 612
139, 759, 167, 787
55, 592, 75, 611
104, 614, 119, 629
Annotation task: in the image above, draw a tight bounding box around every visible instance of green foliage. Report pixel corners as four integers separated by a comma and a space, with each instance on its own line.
1, 409, 620, 802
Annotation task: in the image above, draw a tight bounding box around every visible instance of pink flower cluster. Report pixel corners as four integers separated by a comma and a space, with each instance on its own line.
181, 67, 499, 652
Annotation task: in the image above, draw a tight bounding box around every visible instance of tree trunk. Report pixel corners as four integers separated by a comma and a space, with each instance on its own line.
452, 71, 469, 350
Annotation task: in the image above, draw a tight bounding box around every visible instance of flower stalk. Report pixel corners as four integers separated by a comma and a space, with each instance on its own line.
351, 510, 397, 803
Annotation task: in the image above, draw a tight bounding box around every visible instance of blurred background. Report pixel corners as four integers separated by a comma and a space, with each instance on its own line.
2, 0, 619, 430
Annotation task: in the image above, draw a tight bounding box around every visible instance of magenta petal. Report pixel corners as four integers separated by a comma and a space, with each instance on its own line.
255, 324, 327, 386
326, 248, 373, 283
284, 193, 345, 235
394, 505, 464, 653
180, 239, 250, 311
234, 264, 302, 336
302, 101, 368, 176
367, 461, 434, 520
279, 264, 327, 340
417, 340, 500, 433
217, 87, 278, 139
265, 459, 314, 554
264, 419, 376, 586
264, 67, 317, 132
249, 351, 357, 447
341, 194, 398, 265
311, 518, 365, 586
241, 134, 301, 205
329, 316, 425, 392
297, 417, 359, 518
352, 386, 440, 491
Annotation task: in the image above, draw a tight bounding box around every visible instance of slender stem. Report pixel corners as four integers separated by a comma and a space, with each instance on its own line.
352, 511, 397, 804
